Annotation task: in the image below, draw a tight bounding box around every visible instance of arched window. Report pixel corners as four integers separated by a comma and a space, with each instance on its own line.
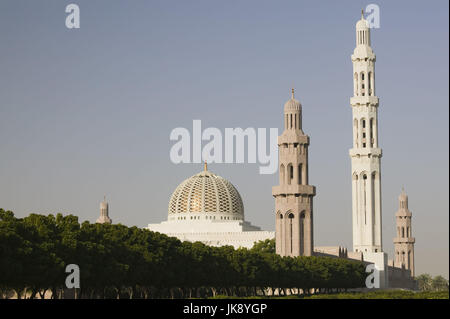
300, 212, 305, 255
363, 174, 367, 224
287, 164, 293, 185
368, 71, 372, 95
369, 118, 374, 147
288, 213, 295, 254
402, 227, 405, 238
360, 72, 365, 96
298, 163, 303, 185
361, 118, 366, 148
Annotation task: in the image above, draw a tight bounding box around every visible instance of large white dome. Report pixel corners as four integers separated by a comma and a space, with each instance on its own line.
168, 168, 244, 220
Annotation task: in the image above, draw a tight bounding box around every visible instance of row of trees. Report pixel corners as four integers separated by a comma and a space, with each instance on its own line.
416, 274, 449, 292
0, 209, 366, 299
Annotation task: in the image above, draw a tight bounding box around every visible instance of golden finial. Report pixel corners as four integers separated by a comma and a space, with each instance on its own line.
204, 161, 207, 171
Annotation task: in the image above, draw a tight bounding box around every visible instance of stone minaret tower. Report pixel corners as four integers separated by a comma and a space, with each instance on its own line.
350, 11, 383, 253
96, 196, 112, 224
393, 189, 415, 276
273, 89, 316, 257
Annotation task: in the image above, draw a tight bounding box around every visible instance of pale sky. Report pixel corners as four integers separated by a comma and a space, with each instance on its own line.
0, 0, 448, 278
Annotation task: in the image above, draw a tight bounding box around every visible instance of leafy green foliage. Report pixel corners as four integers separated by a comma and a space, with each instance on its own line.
416, 273, 449, 292
210, 290, 449, 299
0, 210, 367, 298
305, 290, 449, 299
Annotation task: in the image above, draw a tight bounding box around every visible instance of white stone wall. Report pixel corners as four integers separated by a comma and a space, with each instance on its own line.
147, 218, 274, 249
148, 219, 263, 233
160, 231, 275, 249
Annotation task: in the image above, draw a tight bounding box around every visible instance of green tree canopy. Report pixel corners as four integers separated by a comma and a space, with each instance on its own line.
0, 210, 367, 299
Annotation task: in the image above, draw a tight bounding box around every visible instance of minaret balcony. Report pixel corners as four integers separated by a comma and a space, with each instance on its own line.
393, 237, 415, 244
272, 184, 316, 197
395, 211, 412, 217
349, 148, 382, 157
350, 95, 379, 106
278, 134, 309, 145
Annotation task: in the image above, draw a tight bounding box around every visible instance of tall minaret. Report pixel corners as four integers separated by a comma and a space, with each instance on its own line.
273, 89, 316, 257
393, 189, 415, 276
96, 196, 112, 224
350, 11, 383, 253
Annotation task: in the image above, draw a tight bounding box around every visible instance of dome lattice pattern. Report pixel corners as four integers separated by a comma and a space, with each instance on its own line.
168, 170, 244, 218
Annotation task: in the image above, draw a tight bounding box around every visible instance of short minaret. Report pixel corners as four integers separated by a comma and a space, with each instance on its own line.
272, 89, 316, 257
96, 196, 112, 224
350, 11, 383, 253
393, 189, 415, 276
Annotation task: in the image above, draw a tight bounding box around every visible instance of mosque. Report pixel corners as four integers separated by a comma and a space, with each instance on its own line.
97, 12, 416, 289
147, 162, 274, 248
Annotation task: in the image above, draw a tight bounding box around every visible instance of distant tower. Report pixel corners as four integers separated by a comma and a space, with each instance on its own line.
96, 196, 112, 224
393, 189, 415, 276
273, 89, 316, 257
350, 11, 383, 253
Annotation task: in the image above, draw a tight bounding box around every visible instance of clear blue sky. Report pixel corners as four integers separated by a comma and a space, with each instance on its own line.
0, 0, 448, 277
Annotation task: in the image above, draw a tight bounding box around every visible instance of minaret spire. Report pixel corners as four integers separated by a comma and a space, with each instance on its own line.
273, 90, 315, 257
393, 189, 415, 276
350, 12, 382, 253
97, 196, 112, 224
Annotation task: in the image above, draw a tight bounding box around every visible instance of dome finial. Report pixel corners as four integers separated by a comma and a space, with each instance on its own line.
361, 9, 364, 19
291, 88, 295, 99
204, 161, 207, 171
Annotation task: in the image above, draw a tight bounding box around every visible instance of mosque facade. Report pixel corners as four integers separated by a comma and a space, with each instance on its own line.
99, 12, 416, 288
